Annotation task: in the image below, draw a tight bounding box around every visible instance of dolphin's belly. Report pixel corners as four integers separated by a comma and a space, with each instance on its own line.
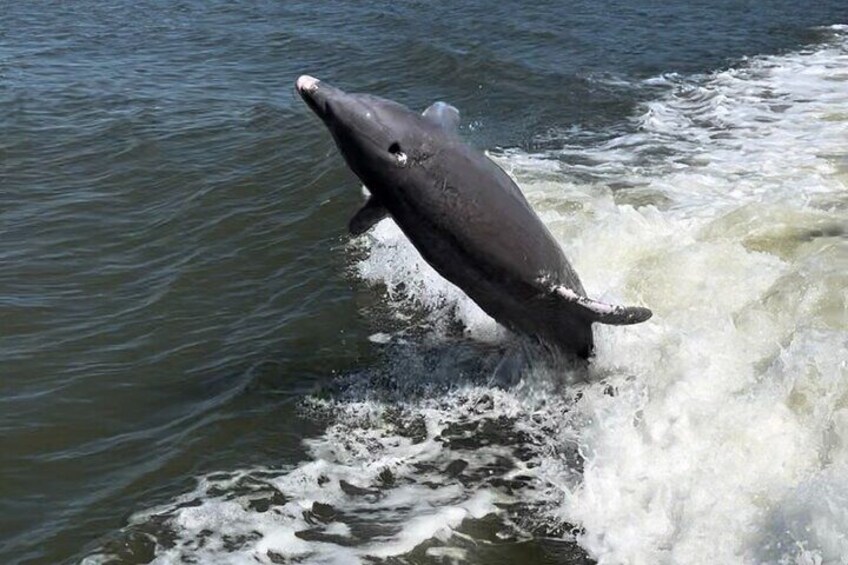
390, 207, 594, 357
411, 149, 586, 296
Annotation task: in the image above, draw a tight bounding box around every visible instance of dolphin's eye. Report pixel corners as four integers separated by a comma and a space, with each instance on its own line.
388, 142, 407, 166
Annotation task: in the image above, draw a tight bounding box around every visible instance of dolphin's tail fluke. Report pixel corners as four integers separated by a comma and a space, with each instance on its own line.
552, 285, 653, 326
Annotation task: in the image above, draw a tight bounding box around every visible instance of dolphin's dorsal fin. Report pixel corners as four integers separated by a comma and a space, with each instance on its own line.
422, 101, 460, 132
349, 195, 389, 236
552, 285, 652, 325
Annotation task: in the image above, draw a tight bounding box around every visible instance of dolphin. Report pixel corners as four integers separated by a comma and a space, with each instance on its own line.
296, 75, 651, 358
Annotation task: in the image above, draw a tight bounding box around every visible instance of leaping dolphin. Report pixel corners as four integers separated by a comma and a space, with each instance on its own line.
296, 75, 651, 358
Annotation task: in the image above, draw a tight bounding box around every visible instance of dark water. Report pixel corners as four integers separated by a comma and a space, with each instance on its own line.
1, 2, 846, 563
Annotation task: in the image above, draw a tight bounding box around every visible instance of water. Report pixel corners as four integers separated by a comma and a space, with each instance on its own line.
1, 2, 846, 563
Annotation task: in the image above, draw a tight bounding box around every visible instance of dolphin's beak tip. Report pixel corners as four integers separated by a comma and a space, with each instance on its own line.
296, 75, 320, 93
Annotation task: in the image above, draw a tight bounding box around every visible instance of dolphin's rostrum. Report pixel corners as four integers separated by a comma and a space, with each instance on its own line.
296, 75, 651, 358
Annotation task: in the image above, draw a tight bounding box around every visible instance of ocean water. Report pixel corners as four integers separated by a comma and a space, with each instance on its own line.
1, 2, 847, 564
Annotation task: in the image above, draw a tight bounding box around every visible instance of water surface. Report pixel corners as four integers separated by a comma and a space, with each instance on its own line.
1, 2, 847, 563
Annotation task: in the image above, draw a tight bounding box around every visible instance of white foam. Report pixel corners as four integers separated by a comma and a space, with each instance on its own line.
110, 385, 561, 564
535, 28, 848, 565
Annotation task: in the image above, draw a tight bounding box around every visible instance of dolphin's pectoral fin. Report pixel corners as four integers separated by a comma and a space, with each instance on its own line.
349, 196, 389, 236
552, 285, 652, 326
422, 102, 460, 133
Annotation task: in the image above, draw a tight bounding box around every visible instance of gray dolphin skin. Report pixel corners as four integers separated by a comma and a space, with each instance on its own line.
296, 75, 652, 358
